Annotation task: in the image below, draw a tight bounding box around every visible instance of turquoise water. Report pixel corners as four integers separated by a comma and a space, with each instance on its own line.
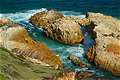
0, 0, 120, 79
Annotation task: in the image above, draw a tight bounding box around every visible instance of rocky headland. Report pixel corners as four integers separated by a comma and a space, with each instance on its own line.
29, 10, 120, 77
0, 9, 120, 80
86, 12, 120, 76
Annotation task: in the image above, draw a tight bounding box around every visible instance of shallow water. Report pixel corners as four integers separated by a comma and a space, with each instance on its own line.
0, 8, 120, 79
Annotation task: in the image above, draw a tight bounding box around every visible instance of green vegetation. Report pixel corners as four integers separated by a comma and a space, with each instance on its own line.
0, 47, 60, 80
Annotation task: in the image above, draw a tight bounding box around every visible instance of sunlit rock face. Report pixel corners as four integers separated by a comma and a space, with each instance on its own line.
0, 18, 10, 26
86, 12, 120, 76
29, 10, 84, 45
43, 17, 84, 45
0, 19, 62, 69
29, 10, 64, 28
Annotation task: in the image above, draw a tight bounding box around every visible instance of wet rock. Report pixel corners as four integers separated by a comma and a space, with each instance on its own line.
29, 10, 84, 45
68, 54, 86, 68
0, 21, 62, 69
86, 12, 120, 76
75, 70, 94, 79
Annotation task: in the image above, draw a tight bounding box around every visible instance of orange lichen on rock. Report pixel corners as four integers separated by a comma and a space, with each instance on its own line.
0, 25, 62, 69
106, 43, 120, 55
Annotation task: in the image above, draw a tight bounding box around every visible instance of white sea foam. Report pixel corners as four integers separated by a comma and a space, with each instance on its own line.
0, 8, 47, 22
0, 8, 85, 22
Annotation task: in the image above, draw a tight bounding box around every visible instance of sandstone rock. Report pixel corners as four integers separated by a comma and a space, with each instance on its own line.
43, 17, 84, 45
29, 10, 84, 45
0, 18, 10, 26
86, 12, 120, 39
29, 10, 64, 28
86, 12, 120, 76
0, 22, 62, 69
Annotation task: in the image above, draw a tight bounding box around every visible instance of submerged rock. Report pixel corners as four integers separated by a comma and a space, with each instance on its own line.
29, 10, 83, 45
68, 54, 86, 68
86, 12, 120, 76
0, 19, 62, 69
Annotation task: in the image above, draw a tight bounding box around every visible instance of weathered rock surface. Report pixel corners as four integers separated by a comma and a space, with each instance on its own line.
43, 17, 84, 45
0, 19, 62, 69
29, 10, 84, 45
86, 12, 120, 76
29, 10, 64, 28
0, 18, 10, 26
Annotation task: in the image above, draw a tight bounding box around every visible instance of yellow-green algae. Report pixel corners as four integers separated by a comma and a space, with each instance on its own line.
0, 47, 60, 80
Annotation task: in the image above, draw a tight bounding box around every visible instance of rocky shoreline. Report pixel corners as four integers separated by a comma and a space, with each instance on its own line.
0, 10, 120, 80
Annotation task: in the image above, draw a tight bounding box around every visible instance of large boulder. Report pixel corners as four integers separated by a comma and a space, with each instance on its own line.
29, 10, 64, 28
0, 19, 62, 69
86, 12, 120, 76
43, 17, 84, 45
29, 10, 84, 45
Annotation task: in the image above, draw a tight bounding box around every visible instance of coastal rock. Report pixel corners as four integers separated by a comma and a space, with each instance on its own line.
29, 10, 84, 45
75, 71, 94, 79
0, 18, 10, 26
43, 17, 84, 45
29, 10, 64, 28
86, 12, 120, 76
0, 21, 62, 69
54, 70, 75, 80
68, 54, 86, 68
